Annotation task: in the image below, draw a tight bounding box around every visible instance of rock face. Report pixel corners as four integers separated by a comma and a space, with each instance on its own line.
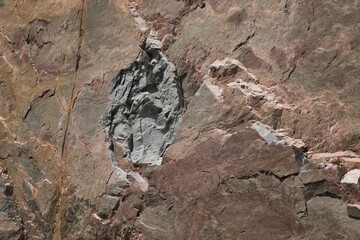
0, 0, 360, 239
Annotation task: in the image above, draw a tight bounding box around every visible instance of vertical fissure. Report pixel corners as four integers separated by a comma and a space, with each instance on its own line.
61, 0, 85, 157
54, 0, 85, 239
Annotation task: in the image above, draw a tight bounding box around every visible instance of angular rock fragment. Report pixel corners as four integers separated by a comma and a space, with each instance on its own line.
97, 195, 120, 219
209, 58, 245, 79
251, 121, 306, 149
251, 121, 285, 145
347, 204, 360, 218
341, 169, 360, 184
299, 169, 329, 185
251, 121, 308, 168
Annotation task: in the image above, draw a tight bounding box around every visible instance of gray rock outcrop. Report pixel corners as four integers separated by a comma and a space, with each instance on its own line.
102, 37, 182, 166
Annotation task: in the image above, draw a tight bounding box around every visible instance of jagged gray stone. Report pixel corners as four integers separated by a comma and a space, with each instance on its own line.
102, 41, 182, 166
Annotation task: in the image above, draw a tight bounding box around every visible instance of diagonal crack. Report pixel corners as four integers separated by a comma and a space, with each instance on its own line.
232, 30, 257, 52
281, 50, 306, 82
283, 63, 297, 82
22, 89, 55, 120
322, 50, 338, 71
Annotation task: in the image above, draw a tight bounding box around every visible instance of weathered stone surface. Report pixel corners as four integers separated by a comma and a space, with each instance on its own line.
0, 0, 142, 238
0, 0, 360, 239
97, 195, 120, 219
135, 123, 307, 239
299, 169, 329, 185
303, 197, 360, 239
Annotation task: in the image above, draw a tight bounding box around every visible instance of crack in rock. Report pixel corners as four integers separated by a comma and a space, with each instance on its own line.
102, 38, 183, 166
232, 30, 257, 52
236, 169, 299, 182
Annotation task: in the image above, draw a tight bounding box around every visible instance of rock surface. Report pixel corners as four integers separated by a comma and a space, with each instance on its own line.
0, 0, 359, 239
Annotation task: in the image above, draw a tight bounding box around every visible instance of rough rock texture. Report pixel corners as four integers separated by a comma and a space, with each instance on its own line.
0, 168, 24, 240
0, 0, 360, 239
102, 37, 182, 166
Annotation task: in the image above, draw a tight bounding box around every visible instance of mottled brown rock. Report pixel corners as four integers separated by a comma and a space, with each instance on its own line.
303, 197, 360, 240
1, 0, 360, 239
0, 0, 140, 238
